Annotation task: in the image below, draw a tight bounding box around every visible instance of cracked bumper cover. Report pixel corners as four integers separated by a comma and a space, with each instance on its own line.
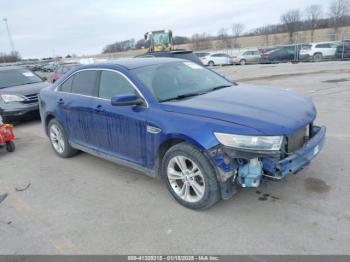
262, 125, 326, 178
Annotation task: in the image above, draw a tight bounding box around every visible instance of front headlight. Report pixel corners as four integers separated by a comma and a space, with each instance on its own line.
1, 94, 26, 103
214, 132, 283, 151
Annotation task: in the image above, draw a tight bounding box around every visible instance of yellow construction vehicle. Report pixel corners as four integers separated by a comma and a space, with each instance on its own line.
140, 29, 203, 65
144, 29, 173, 52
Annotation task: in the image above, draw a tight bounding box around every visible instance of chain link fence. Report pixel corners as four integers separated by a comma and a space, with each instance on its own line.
196, 29, 350, 65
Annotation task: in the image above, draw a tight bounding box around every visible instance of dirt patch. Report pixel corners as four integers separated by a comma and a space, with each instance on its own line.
322, 78, 349, 83
304, 177, 331, 193
256, 190, 280, 201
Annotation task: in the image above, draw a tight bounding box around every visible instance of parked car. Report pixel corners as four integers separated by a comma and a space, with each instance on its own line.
28, 64, 44, 72
258, 47, 278, 55
194, 51, 210, 64
194, 52, 210, 58
202, 53, 233, 66
0, 66, 50, 121
40, 58, 326, 210
299, 42, 339, 61
41, 63, 57, 72
231, 50, 261, 65
51, 63, 80, 83
335, 40, 350, 59
260, 46, 297, 63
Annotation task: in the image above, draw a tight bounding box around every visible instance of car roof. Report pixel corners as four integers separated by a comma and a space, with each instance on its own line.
310, 41, 339, 45
240, 49, 258, 53
85, 57, 185, 70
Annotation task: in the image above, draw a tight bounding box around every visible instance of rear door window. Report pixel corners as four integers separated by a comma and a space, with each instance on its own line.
98, 71, 135, 99
71, 70, 98, 96
316, 44, 330, 48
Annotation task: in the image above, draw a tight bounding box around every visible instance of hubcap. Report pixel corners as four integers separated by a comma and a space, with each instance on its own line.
167, 156, 205, 203
50, 124, 65, 154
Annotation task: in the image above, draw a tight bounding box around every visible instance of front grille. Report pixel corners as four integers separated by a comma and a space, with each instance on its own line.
22, 93, 39, 104
286, 125, 309, 153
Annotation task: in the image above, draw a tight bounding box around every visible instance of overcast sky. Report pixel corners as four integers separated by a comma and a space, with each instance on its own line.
0, 0, 334, 58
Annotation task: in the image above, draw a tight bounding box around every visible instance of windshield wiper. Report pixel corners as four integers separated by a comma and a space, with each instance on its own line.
160, 91, 208, 102
209, 84, 232, 91
160, 85, 233, 102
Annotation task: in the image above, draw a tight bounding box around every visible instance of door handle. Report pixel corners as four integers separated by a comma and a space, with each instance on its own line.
57, 98, 64, 105
94, 105, 105, 113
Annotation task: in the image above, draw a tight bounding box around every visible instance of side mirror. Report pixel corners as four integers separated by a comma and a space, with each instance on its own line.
111, 94, 144, 106
41, 77, 47, 81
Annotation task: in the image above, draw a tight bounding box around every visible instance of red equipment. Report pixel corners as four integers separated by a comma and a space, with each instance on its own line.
0, 124, 15, 152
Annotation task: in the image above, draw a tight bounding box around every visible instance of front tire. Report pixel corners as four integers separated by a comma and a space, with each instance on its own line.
208, 61, 215, 67
6, 141, 15, 152
313, 53, 323, 62
239, 59, 246, 65
162, 142, 220, 210
48, 119, 77, 158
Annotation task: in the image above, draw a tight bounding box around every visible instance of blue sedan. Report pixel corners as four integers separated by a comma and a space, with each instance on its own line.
39, 58, 326, 209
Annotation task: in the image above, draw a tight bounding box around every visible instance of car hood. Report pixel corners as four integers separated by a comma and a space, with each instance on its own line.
0, 81, 50, 96
160, 84, 316, 135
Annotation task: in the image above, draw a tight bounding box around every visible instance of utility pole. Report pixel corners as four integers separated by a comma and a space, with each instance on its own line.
3, 18, 15, 53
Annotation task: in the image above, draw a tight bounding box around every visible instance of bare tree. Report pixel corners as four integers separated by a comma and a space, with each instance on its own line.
329, 0, 350, 40
217, 28, 231, 49
255, 25, 272, 46
191, 33, 212, 50
305, 5, 323, 42
231, 23, 245, 48
102, 39, 135, 53
0, 51, 21, 63
281, 9, 301, 43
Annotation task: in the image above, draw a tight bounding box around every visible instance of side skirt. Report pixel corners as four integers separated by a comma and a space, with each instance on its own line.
70, 142, 156, 178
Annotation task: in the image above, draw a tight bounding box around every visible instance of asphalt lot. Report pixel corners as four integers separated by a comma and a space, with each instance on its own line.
1, 61, 350, 254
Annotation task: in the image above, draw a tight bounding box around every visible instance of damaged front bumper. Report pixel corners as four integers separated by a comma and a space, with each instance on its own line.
262, 126, 326, 179
208, 125, 326, 199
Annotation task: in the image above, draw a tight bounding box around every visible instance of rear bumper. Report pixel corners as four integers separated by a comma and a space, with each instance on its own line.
262, 125, 326, 178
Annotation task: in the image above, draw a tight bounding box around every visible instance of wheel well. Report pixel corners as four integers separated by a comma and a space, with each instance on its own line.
314, 52, 322, 56
155, 138, 186, 176
45, 114, 55, 135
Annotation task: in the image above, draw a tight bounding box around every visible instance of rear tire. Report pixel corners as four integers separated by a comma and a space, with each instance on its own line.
208, 61, 215, 67
48, 119, 78, 158
162, 142, 221, 210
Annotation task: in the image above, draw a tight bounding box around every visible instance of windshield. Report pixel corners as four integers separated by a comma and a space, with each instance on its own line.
152, 32, 170, 45
132, 62, 233, 102
0, 68, 43, 89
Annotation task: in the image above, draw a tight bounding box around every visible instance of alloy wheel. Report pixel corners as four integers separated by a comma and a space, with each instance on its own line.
50, 124, 65, 154
167, 155, 205, 203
